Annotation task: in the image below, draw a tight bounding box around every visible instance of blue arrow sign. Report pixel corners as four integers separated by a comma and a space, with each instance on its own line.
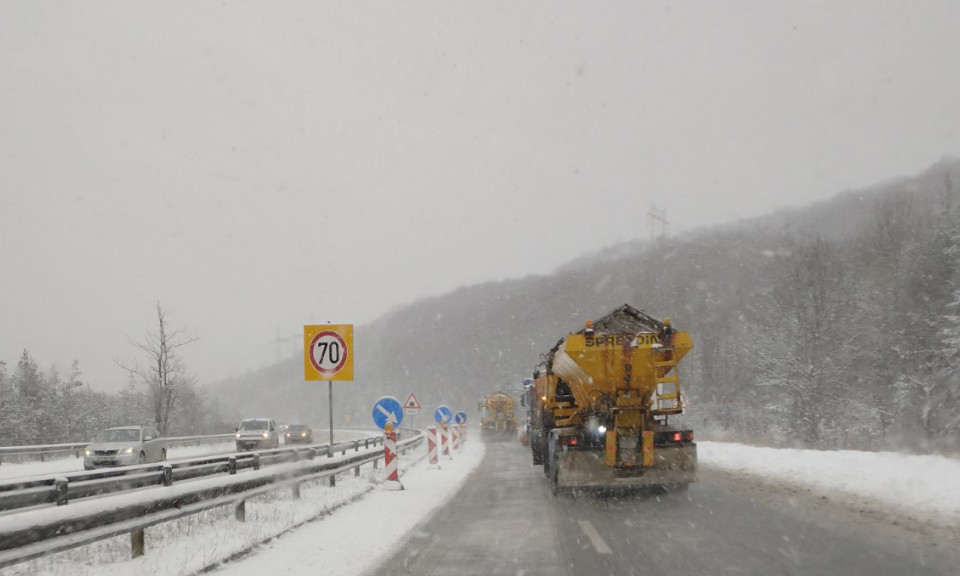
455, 411, 468, 424
372, 396, 404, 430
434, 405, 453, 424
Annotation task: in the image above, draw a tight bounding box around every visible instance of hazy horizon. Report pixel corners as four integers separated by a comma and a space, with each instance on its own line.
3, 1, 959, 390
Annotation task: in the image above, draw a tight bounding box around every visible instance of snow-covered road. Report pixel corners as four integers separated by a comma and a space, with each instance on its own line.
5, 439, 958, 575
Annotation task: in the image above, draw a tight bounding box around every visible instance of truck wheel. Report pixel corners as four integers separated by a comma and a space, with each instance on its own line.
532, 442, 543, 465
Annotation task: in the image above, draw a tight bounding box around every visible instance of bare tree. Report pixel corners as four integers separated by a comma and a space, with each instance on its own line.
119, 303, 198, 435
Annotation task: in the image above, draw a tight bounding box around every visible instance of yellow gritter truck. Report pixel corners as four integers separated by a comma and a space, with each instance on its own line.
527, 304, 697, 494
479, 392, 518, 438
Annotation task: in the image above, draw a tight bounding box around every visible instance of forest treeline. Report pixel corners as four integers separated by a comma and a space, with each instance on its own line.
0, 305, 231, 447
346, 158, 960, 454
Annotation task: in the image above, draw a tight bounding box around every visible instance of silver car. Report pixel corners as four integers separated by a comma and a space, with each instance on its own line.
83, 425, 166, 470
235, 418, 280, 451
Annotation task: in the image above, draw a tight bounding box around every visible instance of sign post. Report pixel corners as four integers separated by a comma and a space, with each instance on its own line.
371, 397, 405, 490
404, 393, 421, 432
305, 324, 354, 457
434, 405, 453, 459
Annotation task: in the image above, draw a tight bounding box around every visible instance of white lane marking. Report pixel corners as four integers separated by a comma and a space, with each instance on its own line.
579, 520, 613, 554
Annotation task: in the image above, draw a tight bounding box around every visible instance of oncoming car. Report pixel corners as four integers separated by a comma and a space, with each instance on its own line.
84, 425, 166, 470
284, 424, 313, 444
235, 418, 280, 451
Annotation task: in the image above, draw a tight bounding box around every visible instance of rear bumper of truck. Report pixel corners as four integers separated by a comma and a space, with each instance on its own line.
556, 444, 697, 489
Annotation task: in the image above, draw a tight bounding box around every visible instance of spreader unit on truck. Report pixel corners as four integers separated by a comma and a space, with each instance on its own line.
528, 304, 697, 494
478, 392, 518, 437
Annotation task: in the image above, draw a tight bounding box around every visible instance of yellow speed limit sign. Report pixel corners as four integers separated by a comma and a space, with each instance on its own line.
304, 324, 354, 381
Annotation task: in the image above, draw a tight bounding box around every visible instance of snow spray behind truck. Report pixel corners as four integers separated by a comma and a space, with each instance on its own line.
527, 304, 696, 494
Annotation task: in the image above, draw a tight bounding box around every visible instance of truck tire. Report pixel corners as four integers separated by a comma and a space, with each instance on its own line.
532, 441, 543, 465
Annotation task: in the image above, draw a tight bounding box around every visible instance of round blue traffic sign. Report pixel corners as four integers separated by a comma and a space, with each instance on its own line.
434, 405, 453, 424
455, 411, 468, 424
372, 396, 404, 430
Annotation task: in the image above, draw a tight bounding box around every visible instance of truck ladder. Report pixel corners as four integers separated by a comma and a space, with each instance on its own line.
653, 347, 683, 415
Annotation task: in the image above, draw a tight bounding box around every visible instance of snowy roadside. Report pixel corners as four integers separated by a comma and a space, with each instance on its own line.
698, 441, 960, 530
5, 436, 484, 576
213, 438, 485, 576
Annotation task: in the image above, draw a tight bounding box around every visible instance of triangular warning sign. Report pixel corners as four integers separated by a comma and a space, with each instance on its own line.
404, 393, 421, 410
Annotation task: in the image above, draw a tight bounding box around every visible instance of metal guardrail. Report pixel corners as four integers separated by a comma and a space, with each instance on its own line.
0, 433, 236, 464
0, 436, 385, 512
0, 431, 424, 569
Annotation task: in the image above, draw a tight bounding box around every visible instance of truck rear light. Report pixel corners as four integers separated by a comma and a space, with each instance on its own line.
683, 431, 694, 442
559, 436, 579, 446
672, 432, 682, 442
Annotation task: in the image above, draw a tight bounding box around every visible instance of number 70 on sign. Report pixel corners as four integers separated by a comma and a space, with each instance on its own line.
304, 324, 354, 381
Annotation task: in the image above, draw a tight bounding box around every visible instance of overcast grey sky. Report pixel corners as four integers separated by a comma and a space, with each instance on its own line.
2, 1, 959, 390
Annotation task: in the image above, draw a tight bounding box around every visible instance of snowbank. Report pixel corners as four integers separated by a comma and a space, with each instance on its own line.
699, 441, 960, 527
7, 436, 484, 576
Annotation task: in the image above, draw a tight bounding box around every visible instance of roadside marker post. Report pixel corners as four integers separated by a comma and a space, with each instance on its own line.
427, 426, 439, 467
440, 422, 452, 459
383, 422, 403, 490
454, 412, 468, 447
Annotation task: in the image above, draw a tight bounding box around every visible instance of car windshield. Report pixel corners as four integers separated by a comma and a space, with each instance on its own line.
95, 429, 140, 443
4, 4, 960, 576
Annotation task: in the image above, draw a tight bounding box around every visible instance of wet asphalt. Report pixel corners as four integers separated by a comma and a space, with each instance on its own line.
371, 439, 958, 576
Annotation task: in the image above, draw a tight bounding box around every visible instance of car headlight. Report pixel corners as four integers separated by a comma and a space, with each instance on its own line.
84, 448, 92, 456
262, 432, 269, 438
235, 433, 241, 439
301, 432, 306, 437
122, 447, 135, 454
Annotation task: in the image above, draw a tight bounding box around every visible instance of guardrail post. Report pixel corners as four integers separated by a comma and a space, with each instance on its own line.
131, 528, 145, 558
293, 449, 300, 462
354, 465, 360, 476
329, 473, 336, 487
364, 438, 369, 449
55, 478, 69, 505
235, 500, 246, 522
162, 464, 173, 487
40, 452, 46, 463
228, 456, 237, 475
308, 448, 316, 460
355, 440, 359, 452
253, 454, 261, 471
292, 482, 301, 499
341, 445, 346, 456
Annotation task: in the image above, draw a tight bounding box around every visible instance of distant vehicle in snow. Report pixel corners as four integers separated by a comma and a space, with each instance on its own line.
235, 418, 280, 451
83, 425, 166, 470
284, 423, 313, 444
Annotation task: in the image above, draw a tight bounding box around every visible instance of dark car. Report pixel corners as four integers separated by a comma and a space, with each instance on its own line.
284, 424, 313, 444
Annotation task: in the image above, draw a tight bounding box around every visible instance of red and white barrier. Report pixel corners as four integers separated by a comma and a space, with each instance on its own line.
440, 422, 452, 459
427, 426, 439, 466
452, 423, 461, 450
383, 423, 403, 490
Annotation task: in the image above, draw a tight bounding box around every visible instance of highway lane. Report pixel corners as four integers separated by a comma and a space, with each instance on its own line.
372, 439, 959, 576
